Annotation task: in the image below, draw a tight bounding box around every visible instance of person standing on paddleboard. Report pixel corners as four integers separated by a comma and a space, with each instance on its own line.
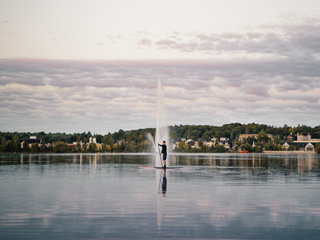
158, 141, 167, 169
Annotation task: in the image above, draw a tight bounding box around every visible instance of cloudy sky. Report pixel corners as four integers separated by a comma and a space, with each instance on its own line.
1, 0, 320, 134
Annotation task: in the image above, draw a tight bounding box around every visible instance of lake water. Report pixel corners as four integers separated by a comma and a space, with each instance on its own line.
1, 153, 320, 239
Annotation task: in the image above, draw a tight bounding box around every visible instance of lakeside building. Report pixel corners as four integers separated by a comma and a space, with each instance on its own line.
69, 141, 103, 151
283, 133, 320, 152
296, 133, 320, 142
20, 136, 42, 149
20, 135, 103, 151
286, 135, 293, 141
178, 132, 318, 152
173, 137, 233, 150
238, 134, 273, 141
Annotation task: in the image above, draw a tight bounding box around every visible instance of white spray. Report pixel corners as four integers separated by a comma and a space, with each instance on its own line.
148, 79, 170, 167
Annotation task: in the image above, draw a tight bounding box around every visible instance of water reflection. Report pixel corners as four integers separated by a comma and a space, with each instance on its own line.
161, 169, 167, 196
1, 153, 320, 239
156, 169, 168, 231
169, 153, 320, 174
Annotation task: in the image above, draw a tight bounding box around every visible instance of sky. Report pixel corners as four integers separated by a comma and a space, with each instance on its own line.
1, 0, 320, 134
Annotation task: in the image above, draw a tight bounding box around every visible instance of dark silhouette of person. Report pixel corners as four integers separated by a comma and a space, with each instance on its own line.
162, 169, 167, 196
158, 140, 167, 168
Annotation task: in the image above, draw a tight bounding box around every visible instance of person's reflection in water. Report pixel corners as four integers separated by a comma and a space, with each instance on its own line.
162, 169, 167, 197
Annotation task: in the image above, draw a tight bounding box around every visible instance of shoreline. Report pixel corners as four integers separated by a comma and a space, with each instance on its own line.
263, 151, 315, 154
0, 151, 317, 155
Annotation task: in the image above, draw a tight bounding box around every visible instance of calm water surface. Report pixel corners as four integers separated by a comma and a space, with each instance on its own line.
1, 153, 320, 239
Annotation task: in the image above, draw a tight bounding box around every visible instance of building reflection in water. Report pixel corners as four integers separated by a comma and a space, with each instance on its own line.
12, 152, 319, 176
172, 153, 319, 175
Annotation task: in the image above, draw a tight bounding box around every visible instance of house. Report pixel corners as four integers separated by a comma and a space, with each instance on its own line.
305, 142, 314, 151
238, 133, 273, 142
211, 138, 218, 144
296, 133, 320, 142
284, 141, 317, 152
67, 143, 77, 147
185, 139, 194, 144
20, 136, 42, 149
204, 141, 214, 148
220, 137, 229, 142
283, 142, 290, 150
289, 133, 320, 151
286, 135, 293, 141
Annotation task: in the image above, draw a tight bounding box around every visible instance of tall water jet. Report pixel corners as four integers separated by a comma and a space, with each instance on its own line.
155, 80, 169, 230
154, 79, 170, 166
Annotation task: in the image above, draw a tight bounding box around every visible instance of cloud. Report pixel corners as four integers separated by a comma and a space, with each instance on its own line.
132, 17, 320, 61
138, 38, 152, 46
0, 55, 319, 133
1, 16, 320, 132
96, 41, 106, 46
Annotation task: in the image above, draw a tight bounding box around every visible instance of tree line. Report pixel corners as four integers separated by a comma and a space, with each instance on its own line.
1, 123, 320, 153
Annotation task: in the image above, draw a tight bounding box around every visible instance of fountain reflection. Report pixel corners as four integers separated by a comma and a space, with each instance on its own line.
157, 169, 168, 230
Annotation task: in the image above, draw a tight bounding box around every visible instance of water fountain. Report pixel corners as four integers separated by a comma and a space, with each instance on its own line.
147, 79, 170, 167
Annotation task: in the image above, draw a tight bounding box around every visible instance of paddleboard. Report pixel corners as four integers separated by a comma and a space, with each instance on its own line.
141, 166, 183, 169
154, 166, 183, 169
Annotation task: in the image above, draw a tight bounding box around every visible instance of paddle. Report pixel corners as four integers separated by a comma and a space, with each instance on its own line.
157, 144, 163, 167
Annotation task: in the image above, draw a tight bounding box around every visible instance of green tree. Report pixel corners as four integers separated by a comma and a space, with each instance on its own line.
139, 140, 152, 152
286, 145, 296, 151
243, 136, 255, 145
214, 130, 223, 139
88, 143, 97, 152
31, 143, 40, 153
82, 138, 88, 152
257, 130, 269, 143
200, 144, 209, 152
102, 133, 113, 146
23, 138, 30, 152
198, 139, 203, 148
114, 143, 120, 152
12, 133, 21, 152
53, 141, 69, 153
101, 144, 107, 152
0, 137, 7, 152
230, 131, 234, 140
214, 144, 227, 153
273, 135, 281, 144
40, 143, 47, 152
241, 143, 252, 152
264, 142, 278, 151
189, 130, 200, 140
245, 126, 249, 134
114, 129, 125, 142
6, 140, 14, 152
76, 141, 82, 152
178, 142, 188, 152
254, 146, 263, 153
